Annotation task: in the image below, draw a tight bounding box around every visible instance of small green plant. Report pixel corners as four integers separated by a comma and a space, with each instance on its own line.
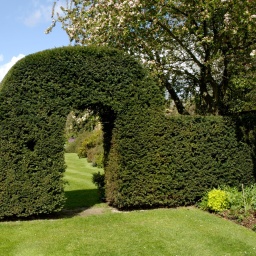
242, 184, 256, 212
92, 172, 105, 200
78, 129, 103, 167
207, 189, 229, 212
198, 194, 209, 211
219, 185, 242, 211
221, 184, 256, 213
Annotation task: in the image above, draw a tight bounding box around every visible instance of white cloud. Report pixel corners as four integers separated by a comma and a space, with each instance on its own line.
24, 5, 52, 27
0, 54, 3, 62
0, 54, 25, 82
24, 1, 66, 27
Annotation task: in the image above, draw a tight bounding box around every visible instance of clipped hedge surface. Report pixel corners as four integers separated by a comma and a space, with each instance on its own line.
0, 46, 163, 218
0, 45, 255, 217
106, 113, 256, 209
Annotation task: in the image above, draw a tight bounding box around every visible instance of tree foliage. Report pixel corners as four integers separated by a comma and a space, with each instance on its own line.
48, 0, 256, 115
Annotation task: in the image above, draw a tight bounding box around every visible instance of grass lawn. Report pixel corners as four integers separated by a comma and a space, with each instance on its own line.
64, 153, 104, 209
0, 153, 256, 256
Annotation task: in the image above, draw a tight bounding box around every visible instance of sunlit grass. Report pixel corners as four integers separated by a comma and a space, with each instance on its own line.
64, 153, 103, 209
0, 153, 256, 256
1, 208, 256, 256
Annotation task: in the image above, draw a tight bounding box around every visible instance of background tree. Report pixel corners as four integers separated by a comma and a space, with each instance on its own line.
47, 0, 256, 115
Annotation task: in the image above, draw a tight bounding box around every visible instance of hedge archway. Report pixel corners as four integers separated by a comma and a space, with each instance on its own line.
1, 46, 255, 219
0, 46, 164, 218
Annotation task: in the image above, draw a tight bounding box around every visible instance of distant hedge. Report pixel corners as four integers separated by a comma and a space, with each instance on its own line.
106, 113, 256, 209
0, 46, 163, 218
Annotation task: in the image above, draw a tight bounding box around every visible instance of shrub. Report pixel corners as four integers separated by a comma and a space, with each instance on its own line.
65, 110, 100, 154
92, 172, 105, 200
220, 185, 243, 211
109, 113, 255, 209
221, 184, 256, 213
199, 184, 256, 214
207, 189, 229, 212
78, 129, 103, 167
65, 130, 91, 153
78, 129, 102, 157
241, 184, 256, 212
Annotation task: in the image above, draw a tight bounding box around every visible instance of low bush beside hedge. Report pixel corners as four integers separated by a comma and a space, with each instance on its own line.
198, 183, 256, 231
199, 184, 256, 213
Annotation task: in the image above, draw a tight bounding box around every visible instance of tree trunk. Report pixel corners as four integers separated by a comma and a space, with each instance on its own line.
164, 80, 190, 115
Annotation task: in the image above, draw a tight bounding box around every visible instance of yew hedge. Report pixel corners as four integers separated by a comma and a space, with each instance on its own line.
108, 113, 255, 209
0, 46, 163, 218
0, 46, 255, 218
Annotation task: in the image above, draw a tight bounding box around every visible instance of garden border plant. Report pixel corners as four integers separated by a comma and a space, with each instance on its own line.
0, 46, 255, 219
198, 184, 256, 231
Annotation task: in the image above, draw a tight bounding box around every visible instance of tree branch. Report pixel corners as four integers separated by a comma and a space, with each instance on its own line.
156, 20, 203, 68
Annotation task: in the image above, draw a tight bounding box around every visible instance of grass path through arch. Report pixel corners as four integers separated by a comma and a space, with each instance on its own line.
64, 153, 104, 209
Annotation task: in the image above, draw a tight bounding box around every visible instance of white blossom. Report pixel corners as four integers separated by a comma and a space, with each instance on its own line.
250, 50, 256, 57
224, 12, 231, 25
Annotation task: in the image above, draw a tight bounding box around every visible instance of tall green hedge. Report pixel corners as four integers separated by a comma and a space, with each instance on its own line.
0, 46, 163, 218
105, 112, 256, 209
0, 45, 255, 218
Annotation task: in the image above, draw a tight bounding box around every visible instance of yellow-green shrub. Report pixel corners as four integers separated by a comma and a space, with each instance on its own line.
78, 130, 102, 158
207, 189, 229, 212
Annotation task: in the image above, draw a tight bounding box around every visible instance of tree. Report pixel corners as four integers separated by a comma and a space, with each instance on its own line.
47, 0, 256, 115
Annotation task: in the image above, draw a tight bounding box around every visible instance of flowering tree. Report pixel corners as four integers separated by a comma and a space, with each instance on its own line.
47, 0, 256, 115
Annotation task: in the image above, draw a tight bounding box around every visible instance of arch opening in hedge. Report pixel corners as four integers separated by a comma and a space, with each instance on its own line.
0, 46, 164, 218
1, 46, 255, 219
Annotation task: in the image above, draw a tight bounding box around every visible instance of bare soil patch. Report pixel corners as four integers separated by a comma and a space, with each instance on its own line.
218, 210, 256, 231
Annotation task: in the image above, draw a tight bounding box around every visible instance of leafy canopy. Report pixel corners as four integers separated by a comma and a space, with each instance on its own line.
48, 0, 256, 115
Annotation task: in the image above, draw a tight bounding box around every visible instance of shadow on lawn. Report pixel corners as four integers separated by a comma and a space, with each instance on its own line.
0, 189, 103, 222
54, 188, 105, 219
64, 189, 101, 209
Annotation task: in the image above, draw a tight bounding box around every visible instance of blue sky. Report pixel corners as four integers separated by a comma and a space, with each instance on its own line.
0, 0, 70, 81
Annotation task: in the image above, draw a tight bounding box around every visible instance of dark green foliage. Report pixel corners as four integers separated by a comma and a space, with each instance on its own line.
231, 111, 256, 177
0, 45, 255, 217
92, 172, 105, 200
0, 45, 163, 218
105, 113, 255, 209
